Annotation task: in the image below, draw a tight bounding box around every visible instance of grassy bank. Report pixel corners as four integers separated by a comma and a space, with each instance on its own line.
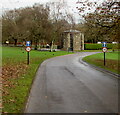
2, 46, 73, 113
79, 49, 112, 52
83, 51, 120, 74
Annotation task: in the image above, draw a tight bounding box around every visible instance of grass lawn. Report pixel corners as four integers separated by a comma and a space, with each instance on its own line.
79, 49, 112, 52
83, 51, 120, 74
2, 46, 73, 113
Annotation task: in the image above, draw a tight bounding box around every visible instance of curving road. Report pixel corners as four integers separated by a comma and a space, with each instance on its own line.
25, 52, 118, 113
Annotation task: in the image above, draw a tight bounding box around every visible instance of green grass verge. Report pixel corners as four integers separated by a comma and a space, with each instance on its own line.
2, 46, 73, 113
83, 51, 120, 74
79, 49, 112, 52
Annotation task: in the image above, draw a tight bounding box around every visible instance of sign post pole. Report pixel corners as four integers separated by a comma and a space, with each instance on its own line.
104, 52, 105, 66
27, 52, 29, 65
102, 42, 107, 66
25, 41, 31, 65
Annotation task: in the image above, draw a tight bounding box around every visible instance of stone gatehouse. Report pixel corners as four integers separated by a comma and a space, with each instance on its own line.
61, 30, 84, 51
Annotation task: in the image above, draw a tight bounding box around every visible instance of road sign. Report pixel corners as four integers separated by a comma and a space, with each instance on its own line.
102, 42, 107, 47
26, 41, 31, 46
25, 46, 31, 65
25, 46, 31, 52
102, 47, 107, 52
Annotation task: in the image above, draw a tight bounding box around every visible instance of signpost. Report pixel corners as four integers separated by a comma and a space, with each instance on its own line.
102, 47, 107, 52
25, 47, 31, 52
102, 42, 107, 66
26, 41, 31, 46
26, 41, 31, 65
102, 42, 107, 47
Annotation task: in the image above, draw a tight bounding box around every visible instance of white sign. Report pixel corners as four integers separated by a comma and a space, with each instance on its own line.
102, 47, 107, 52
26, 47, 31, 52
6, 40, 9, 44
97, 42, 101, 44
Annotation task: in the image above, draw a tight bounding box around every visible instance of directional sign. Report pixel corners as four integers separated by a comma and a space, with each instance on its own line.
102, 42, 107, 47
26, 41, 31, 46
25, 46, 31, 52
102, 47, 107, 52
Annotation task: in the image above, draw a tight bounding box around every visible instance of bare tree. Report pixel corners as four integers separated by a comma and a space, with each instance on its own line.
46, 1, 74, 51
76, 0, 120, 42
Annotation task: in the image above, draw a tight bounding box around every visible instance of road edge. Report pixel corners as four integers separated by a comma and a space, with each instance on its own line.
82, 59, 120, 79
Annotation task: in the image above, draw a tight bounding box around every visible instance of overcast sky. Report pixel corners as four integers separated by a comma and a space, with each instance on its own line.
1, 0, 79, 11
1, 0, 82, 22
0, 0, 104, 23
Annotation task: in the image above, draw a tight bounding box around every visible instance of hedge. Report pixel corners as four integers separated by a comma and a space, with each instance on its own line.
84, 43, 118, 50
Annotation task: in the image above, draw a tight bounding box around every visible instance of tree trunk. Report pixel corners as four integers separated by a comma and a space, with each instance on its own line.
13, 38, 17, 46
34, 39, 38, 50
30, 40, 33, 46
50, 40, 53, 52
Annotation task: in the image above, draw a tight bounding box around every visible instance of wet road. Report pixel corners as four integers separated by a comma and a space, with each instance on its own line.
25, 52, 118, 113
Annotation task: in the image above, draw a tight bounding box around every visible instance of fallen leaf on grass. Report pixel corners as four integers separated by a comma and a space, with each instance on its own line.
2, 62, 28, 92
2, 112, 8, 114
0, 103, 3, 109
9, 99, 15, 103
2, 61, 29, 112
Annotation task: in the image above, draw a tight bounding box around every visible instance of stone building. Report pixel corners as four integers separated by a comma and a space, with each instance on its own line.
61, 29, 84, 51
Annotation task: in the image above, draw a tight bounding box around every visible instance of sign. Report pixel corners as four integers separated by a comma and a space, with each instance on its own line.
25, 46, 31, 52
102, 47, 107, 52
102, 43, 107, 66
102, 42, 107, 47
25, 46, 31, 65
26, 41, 31, 46
6, 40, 9, 44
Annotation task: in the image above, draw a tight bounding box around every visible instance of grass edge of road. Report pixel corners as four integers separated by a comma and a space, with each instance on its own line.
2, 46, 74, 113
82, 51, 120, 75
79, 49, 112, 52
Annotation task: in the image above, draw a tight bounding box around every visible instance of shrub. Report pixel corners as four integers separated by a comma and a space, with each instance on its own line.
84, 43, 102, 50
84, 43, 118, 50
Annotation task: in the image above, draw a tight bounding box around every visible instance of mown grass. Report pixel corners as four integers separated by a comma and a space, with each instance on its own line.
2, 46, 73, 113
79, 49, 113, 52
83, 51, 120, 74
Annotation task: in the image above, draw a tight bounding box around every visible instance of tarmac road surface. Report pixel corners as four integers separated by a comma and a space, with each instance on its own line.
25, 52, 118, 113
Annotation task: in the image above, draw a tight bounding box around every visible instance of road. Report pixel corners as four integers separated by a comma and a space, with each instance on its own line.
25, 52, 118, 113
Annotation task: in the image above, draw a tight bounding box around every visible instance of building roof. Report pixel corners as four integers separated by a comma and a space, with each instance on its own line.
64, 29, 80, 33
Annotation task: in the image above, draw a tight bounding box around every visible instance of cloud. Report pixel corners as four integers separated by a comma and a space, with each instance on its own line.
1, 0, 50, 10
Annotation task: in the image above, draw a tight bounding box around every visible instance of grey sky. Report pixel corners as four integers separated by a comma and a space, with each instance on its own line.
1, 0, 82, 22
1, 0, 51, 10
0, 0, 104, 23
1, 0, 79, 11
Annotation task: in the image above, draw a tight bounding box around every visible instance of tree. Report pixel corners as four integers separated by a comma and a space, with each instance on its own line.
46, 1, 74, 51
76, 0, 120, 42
2, 4, 51, 48
2, 1, 74, 49
2, 10, 19, 45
